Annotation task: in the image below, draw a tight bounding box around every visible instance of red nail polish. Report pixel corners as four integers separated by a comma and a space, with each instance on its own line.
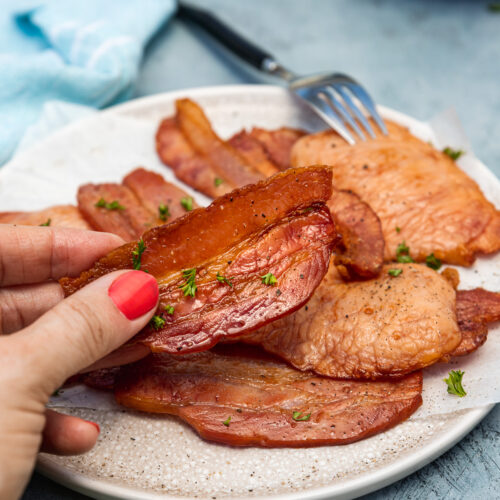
108, 271, 159, 320
86, 420, 100, 433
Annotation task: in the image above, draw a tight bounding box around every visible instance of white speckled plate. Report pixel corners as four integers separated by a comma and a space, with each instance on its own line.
1, 86, 495, 499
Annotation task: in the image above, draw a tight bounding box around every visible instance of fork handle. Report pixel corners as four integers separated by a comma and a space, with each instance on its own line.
178, 2, 274, 71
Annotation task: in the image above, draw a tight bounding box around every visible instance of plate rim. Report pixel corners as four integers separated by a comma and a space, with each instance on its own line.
8, 83, 492, 499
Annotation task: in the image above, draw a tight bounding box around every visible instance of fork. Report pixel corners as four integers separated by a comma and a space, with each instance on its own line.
178, 2, 387, 145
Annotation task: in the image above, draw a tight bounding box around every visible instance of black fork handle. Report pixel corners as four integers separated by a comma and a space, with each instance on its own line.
177, 2, 274, 70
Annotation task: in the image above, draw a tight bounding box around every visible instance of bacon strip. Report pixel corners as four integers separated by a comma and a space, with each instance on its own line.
114, 345, 423, 448
449, 288, 500, 357
77, 183, 154, 241
123, 168, 198, 223
61, 167, 336, 354
329, 190, 384, 280
0, 205, 90, 230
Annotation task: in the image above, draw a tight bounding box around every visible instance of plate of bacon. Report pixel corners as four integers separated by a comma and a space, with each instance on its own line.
1, 85, 500, 499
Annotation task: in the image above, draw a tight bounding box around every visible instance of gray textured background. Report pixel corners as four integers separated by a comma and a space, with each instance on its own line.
24, 0, 500, 498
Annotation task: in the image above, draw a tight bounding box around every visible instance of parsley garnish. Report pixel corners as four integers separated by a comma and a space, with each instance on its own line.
95, 198, 125, 211
179, 268, 197, 297
388, 268, 402, 277
395, 226, 401, 233
150, 315, 166, 330
214, 177, 224, 187
180, 196, 193, 211
222, 416, 231, 427
292, 411, 311, 422
444, 370, 466, 397
164, 305, 175, 315
40, 218, 51, 227
489, 3, 500, 12
132, 239, 146, 270
261, 272, 277, 286
425, 253, 442, 270
396, 241, 414, 263
443, 147, 464, 161
216, 272, 233, 287
158, 203, 170, 222
52, 388, 61, 397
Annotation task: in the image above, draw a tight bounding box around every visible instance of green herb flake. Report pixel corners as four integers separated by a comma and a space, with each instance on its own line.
158, 203, 170, 222
150, 315, 166, 331
388, 268, 403, 277
222, 416, 232, 427
488, 3, 500, 12
395, 226, 401, 233
132, 239, 146, 270
261, 272, 277, 286
179, 268, 197, 297
292, 411, 311, 422
164, 305, 175, 315
214, 177, 224, 187
52, 388, 61, 397
444, 370, 467, 397
425, 253, 442, 270
216, 272, 233, 287
396, 241, 414, 263
443, 147, 465, 161
180, 196, 193, 212
40, 218, 51, 227
95, 198, 125, 211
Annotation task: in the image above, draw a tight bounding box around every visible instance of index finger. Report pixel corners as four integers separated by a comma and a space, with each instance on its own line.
0, 225, 124, 286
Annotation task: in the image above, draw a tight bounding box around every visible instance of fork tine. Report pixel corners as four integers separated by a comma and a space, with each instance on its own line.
297, 89, 355, 144
345, 82, 388, 135
332, 84, 376, 139
322, 87, 366, 140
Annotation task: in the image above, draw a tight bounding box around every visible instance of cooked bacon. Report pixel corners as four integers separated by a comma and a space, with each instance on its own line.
61, 167, 336, 354
123, 168, 198, 223
175, 99, 265, 188
448, 288, 500, 357
329, 190, 384, 280
77, 183, 155, 241
114, 345, 422, 447
227, 131, 280, 177
241, 263, 460, 379
0, 205, 90, 230
156, 117, 231, 198
82, 367, 120, 390
291, 121, 500, 266
248, 127, 306, 170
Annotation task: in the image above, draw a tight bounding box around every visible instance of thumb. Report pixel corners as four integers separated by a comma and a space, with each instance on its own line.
15, 270, 158, 397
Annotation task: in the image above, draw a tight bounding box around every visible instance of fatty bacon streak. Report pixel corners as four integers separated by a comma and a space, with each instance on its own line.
60, 166, 337, 354
114, 344, 423, 448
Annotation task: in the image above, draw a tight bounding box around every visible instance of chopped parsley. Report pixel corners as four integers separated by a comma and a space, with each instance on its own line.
132, 239, 146, 270
396, 241, 414, 263
388, 268, 403, 277
52, 388, 61, 397
444, 370, 466, 397
214, 177, 224, 187
158, 203, 170, 222
179, 268, 197, 297
180, 196, 193, 211
164, 305, 175, 315
216, 272, 233, 287
95, 198, 125, 211
442, 147, 464, 161
261, 272, 277, 286
40, 218, 51, 227
395, 226, 401, 233
222, 416, 231, 427
150, 315, 166, 330
425, 253, 442, 270
292, 411, 311, 422
489, 3, 500, 11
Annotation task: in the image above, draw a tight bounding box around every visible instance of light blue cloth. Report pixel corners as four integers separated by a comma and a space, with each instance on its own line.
0, 0, 177, 165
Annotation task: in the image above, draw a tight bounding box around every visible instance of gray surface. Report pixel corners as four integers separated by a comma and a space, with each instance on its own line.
23, 0, 500, 499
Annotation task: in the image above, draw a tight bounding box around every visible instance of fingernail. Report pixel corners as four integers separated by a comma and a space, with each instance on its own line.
108, 271, 159, 320
86, 420, 100, 433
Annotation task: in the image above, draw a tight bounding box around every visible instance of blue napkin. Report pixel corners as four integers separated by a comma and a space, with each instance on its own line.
0, 0, 177, 165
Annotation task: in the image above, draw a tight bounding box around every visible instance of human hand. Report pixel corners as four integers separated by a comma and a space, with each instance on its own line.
0, 225, 159, 499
